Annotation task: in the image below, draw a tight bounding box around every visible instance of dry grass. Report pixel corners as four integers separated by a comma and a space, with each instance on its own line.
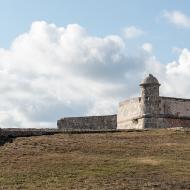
0, 129, 190, 190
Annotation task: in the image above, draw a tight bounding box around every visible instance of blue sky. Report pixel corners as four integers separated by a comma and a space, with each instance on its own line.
0, 0, 190, 62
1, 1, 190, 128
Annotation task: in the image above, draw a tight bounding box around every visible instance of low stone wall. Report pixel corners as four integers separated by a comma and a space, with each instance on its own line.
57, 115, 117, 131
0, 128, 60, 138
158, 117, 190, 128
0, 128, 61, 146
160, 97, 190, 117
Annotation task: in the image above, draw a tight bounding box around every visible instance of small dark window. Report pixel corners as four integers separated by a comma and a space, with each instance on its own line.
145, 97, 149, 101
132, 119, 138, 124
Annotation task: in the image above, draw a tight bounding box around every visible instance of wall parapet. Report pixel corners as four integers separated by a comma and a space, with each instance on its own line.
160, 96, 190, 102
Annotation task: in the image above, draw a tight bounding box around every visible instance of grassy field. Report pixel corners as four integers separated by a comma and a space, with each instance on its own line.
0, 129, 190, 190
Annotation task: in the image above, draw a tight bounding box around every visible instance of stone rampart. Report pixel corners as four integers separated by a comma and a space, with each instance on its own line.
158, 117, 190, 128
117, 98, 142, 129
0, 128, 60, 146
57, 115, 117, 131
0, 128, 59, 138
157, 97, 190, 128
160, 97, 190, 117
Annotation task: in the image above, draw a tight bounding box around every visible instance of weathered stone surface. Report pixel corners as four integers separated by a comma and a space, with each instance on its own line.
0, 128, 60, 145
117, 98, 143, 129
57, 115, 117, 131
158, 117, 190, 128
0, 128, 59, 138
160, 97, 190, 117
57, 73, 190, 130
117, 74, 190, 129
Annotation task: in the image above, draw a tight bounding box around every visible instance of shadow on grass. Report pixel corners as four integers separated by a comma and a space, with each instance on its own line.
0, 135, 14, 146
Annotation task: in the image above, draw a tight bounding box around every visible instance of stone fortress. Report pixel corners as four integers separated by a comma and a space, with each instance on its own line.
117, 74, 190, 129
58, 74, 190, 130
1, 74, 190, 143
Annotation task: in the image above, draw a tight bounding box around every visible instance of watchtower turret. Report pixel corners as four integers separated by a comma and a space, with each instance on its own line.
140, 74, 160, 128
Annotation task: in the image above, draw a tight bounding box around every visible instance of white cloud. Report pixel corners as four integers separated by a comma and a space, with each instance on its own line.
163, 10, 190, 28
0, 21, 190, 128
122, 26, 144, 39
0, 21, 147, 128
142, 43, 153, 53
166, 49, 190, 75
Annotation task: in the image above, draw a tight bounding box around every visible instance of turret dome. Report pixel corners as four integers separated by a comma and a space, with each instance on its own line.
140, 74, 160, 86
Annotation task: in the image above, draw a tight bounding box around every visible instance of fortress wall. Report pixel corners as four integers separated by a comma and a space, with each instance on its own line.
57, 115, 117, 131
156, 97, 190, 128
117, 97, 143, 129
160, 97, 190, 117
157, 118, 190, 128
0, 128, 59, 138
117, 118, 144, 130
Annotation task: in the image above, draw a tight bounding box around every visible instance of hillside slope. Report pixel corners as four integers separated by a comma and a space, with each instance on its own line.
0, 129, 190, 190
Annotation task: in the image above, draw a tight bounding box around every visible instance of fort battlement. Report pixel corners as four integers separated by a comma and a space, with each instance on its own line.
1, 74, 190, 137
117, 74, 190, 129
0, 128, 61, 145
0, 128, 60, 137
58, 74, 190, 130
57, 115, 117, 131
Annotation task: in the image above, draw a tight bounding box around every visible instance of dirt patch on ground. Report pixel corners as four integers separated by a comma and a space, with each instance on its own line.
135, 157, 161, 166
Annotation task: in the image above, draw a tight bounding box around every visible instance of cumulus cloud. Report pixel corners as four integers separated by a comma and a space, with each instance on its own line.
0, 21, 190, 128
122, 26, 144, 39
163, 10, 190, 28
0, 21, 149, 128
